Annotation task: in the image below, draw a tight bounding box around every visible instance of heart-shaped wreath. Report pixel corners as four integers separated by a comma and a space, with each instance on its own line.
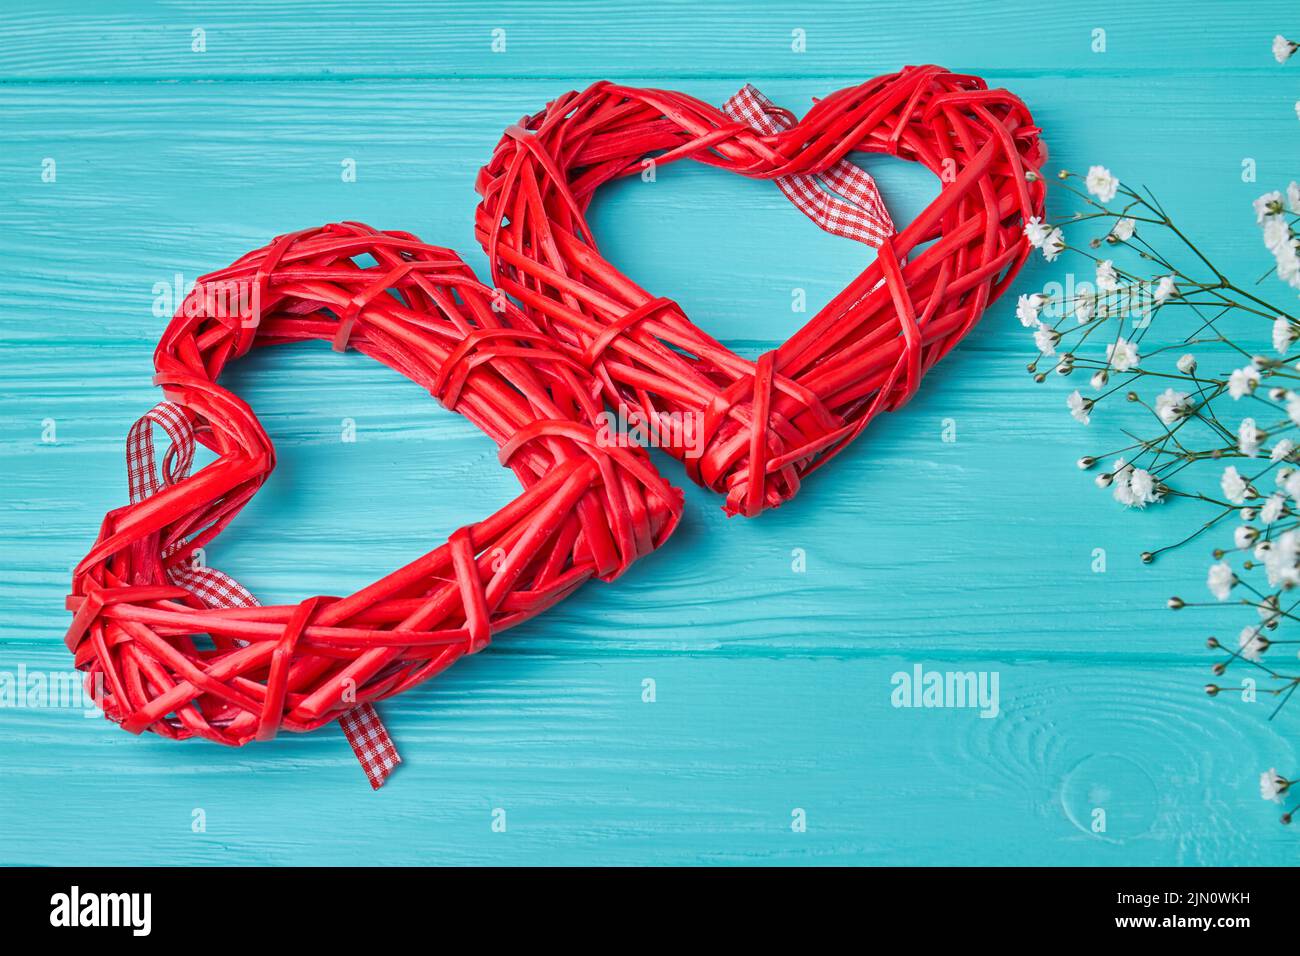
66, 223, 682, 780
475, 65, 1047, 515
67, 66, 1047, 786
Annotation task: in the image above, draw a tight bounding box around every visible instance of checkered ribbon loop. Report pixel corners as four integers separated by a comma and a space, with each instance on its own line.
125, 402, 401, 789
722, 85, 895, 248
126, 401, 194, 504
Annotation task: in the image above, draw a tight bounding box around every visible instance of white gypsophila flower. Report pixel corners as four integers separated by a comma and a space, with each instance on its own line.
1221, 465, 1250, 504
1074, 289, 1096, 323
1155, 387, 1192, 425
1262, 493, 1286, 524
1234, 525, 1259, 549
1288, 181, 1300, 214
1239, 626, 1267, 662
1127, 467, 1159, 507
1043, 227, 1065, 262
1255, 190, 1284, 224
1176, 353, 1197, 374
1096, 259, 1120, 293
1016, 293, 1044, 327
1111, 218, 1136, 242
1106, 336, 1138, 372
1261, 769, 1286, 803
1110, 458, 1136, 507
1207, 560, 1235, 599
1089, 370, 1107, 389
1111, 474, 1133, 506
1024, 216, 1051, 248
1272, 437, 1296, 462
1153, 275, 1178, 303
1106, 459, 1158, 508
1274, 315, 1296, 354
1276, 242, 1300, 289
1264, 529, 1300, 588
1281, 468, 1300, 507
1287, 392, 1300, 426
1228, 364, 1260, 398
1239, 417, 1261, 457
1275, 35, 1298, 64
1263, 215, 1291, 254
1085, 165, 1120, 203
1067, 389, 1091, 425
1258, 594, 1281, 622
1033, 324, 1058, 356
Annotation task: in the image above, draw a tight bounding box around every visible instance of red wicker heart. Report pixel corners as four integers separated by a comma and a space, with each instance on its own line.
475, 65, 1047, 516
66, 222, 682, 747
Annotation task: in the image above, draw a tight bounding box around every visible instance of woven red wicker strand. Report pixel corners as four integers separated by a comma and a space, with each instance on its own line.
66, 222, 682, 747
475, 65, 1048, 516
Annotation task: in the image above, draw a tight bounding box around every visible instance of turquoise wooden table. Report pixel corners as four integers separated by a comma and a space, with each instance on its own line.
2, 0, 1297, 866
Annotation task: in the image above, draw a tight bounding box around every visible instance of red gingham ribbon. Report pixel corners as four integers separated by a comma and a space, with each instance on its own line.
126, 402, 401, 789
338, 705, 400, 786
722, 85, 896, 248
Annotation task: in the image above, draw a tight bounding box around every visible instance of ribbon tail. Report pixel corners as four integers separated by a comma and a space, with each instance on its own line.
127, 402, 401, 789
339, 704, 402, 789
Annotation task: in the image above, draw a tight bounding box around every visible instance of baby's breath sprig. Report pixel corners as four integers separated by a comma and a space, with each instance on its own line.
1022, 160, 1300, 825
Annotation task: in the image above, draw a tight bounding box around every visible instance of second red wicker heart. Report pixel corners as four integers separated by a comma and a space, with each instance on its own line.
475, 65, 1047, 516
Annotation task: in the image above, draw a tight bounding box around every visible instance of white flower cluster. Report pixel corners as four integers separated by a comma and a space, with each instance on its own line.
1024, 216, 1064, 262
1255, 185, 1300, 298
1212, 463, 1300, 594
1020, 131, 1300, 822
1103, 458, 1160, 508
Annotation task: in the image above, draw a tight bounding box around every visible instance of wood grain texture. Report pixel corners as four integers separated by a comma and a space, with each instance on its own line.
0, 0, 1287, 79
1, 0, 1297, 865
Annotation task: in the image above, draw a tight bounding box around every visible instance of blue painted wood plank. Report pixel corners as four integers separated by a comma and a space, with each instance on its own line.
0, 0, 1290, 80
